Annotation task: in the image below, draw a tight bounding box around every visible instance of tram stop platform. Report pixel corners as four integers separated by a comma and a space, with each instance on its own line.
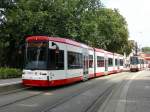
0, 78, 21, 86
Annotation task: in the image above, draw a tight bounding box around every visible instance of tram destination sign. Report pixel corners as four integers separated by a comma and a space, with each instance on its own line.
28, 42, 47, 47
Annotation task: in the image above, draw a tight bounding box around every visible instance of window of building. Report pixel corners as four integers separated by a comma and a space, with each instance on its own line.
68, 51, 83, 69
97, 56, 104, 67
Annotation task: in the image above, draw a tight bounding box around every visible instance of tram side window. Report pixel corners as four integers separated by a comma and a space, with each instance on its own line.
115, 59, 118, 66
108, 58, 113, 66
68, 51, 82, 69
97, 56, 104, 67
48, 49, 64, 70
120, 59, 123, 66
89, 55, 93, 68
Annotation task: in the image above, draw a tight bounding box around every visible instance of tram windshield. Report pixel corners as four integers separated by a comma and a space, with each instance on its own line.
25, 41, 64, 70
25, 42, 48, 70
130, 56, 139, 65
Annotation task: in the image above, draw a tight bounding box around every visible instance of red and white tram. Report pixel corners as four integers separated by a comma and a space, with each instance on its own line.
22, 35, 124, 87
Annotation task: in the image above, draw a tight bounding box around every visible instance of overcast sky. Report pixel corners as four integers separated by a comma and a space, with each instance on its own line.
102, 0, 150, 47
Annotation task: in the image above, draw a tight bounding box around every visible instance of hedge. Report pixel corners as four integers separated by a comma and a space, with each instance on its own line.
0, 68, 22, 79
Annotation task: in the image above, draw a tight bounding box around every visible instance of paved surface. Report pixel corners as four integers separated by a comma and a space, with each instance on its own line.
126, 70, 150, 112
0, 72, 128, 112
98, 70, 150, 112
0, 78, 21, 86
0, 71, 149, 112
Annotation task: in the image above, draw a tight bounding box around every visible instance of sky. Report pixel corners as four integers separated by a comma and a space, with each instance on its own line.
101, 0, 150, 47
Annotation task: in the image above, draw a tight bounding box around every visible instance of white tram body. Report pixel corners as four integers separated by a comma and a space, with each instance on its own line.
22, 36, 125, 87
119, 55, 124, 72
106, 51, 114, 74
94, 48, 105, 77
113, 53, 119, 73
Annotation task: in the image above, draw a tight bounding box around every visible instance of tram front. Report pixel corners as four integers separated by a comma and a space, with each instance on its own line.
22, 38, 50, 86
130, 56, 139, 72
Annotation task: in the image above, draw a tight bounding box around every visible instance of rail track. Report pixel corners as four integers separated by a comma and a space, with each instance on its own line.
41, 73, 129, 112
0, 72, 130, 112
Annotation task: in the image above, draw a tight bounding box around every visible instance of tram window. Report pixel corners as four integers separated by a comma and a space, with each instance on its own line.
97, 56, 104, 67
108, 58, 113, 66
47, 49, 64, 70
130, 57, 139, 64
120, 59, 123, 66
89, 55, 93, 68
115, 59, 118, 66
68, 51, 83, 69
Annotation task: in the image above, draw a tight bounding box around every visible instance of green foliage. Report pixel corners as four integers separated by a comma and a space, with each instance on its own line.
0, 68, 22, 79
0, 0, 132, 68
142, 47, 150, 53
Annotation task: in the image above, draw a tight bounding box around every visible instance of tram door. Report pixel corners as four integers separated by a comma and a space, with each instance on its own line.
83, 49, 89, 81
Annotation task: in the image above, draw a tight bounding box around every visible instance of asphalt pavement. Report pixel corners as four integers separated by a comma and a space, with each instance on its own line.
98, 70, 150, 112
0, 72, 128, 112
0, 71, 149, 112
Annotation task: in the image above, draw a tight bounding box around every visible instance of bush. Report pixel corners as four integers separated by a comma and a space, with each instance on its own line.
0, 68, 22, 79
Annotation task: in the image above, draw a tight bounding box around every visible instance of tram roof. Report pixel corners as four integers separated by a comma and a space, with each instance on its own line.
26, 35, 93, 50
94, 48, 105, 53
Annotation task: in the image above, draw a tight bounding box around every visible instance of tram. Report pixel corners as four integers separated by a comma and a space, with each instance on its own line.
130, 56, 145, 72
22, 35, 124, 87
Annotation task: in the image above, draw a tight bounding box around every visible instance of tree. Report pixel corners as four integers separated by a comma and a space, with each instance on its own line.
142, 47, 150, 54
96, 9, 129, 54
0, 0, 132, 68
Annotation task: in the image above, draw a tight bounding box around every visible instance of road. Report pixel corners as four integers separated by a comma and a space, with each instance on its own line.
0, 71, 149, 112
0, 78, 21, 86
